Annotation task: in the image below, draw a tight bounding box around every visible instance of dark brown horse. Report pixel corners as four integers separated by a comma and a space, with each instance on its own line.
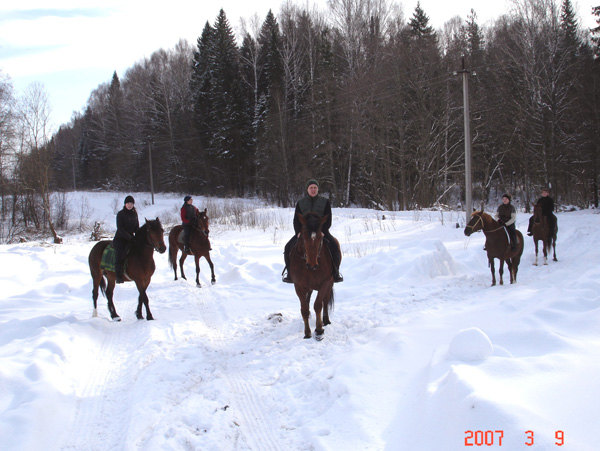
88, 218, 166, 321
289, 213, 339, 340
168, 208, 215, 287
464, 211, 524, 286
531, 203, 557, 265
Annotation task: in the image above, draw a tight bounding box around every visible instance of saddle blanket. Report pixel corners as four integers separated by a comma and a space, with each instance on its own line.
100, 243, 128, 276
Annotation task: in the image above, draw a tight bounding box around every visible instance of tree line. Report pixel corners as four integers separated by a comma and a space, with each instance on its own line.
1, 0, 600, 240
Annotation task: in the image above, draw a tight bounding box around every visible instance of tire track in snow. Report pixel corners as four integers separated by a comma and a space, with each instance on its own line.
61, 305, 150, 451
189, 283, 284, 451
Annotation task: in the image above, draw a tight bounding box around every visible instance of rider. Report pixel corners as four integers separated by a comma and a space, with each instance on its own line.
114, 195, 139, 283
496, 193, 517, 251
282, 179, 343, 283
181, 195, 199, 254
527, 187, 556, 237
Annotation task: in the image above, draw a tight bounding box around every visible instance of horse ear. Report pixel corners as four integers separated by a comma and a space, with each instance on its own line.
155, 217, 159, 222
203, 208, 207, 214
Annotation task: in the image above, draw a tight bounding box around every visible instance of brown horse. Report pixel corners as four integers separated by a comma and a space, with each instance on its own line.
88, 218, 166, 321
531, 203, 557, 265
464, 211, 524, 286
289, 213, 339, 340
168, 208, 215, 287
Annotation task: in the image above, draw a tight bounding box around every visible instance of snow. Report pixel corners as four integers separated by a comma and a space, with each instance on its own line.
0, 192, 598, 450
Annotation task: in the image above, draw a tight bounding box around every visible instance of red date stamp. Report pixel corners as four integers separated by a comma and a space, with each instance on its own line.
464, 430, 565, 447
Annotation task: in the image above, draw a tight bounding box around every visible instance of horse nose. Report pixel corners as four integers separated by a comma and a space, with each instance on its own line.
464, 230, 471, 236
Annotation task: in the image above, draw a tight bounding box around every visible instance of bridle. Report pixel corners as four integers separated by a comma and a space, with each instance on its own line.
144, 222, 165, 252
465, 213, 484, 233
195, 214, 210, 237
295, 230, 324, 266
465, 213, 504, 234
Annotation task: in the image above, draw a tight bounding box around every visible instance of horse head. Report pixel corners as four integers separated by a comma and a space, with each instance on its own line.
297, 212, 328, 270
464, 210, 486, 236
196, 208, 210, 236
144, 217, 167, 253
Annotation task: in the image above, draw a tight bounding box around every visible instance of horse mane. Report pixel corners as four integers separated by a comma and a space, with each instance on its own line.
132, 218, 161, 248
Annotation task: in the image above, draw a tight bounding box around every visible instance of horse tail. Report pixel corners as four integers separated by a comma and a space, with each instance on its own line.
99, 275, 107, 298
168, 243, 176, 270
327, 286, 335, 313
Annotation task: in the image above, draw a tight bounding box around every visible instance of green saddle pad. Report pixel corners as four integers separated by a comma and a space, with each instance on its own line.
100, 244, 116, 272
100, 244, 128, 274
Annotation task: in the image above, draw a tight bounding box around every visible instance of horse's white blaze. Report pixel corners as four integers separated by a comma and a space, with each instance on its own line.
311, 232, 316, 240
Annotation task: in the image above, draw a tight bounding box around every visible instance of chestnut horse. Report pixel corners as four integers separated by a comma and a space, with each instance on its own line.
88, 218, 166, 321
531, 203, 557, 265
168, 208, 215, 287
464, 211, 524, 286
289, 213, 340, 340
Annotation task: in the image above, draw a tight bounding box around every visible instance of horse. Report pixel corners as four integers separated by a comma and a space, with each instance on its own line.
168, 208, 215, 287
531, 203, 557, 265
288, 213, 340, 340
464, 211, 524, 286
88, 218, 166, 321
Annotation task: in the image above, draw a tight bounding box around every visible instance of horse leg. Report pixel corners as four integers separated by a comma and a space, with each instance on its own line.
552, 237, 557, 261
323, 291, 331, 326
135, 281, 153, 320
498, 259, 504, 285
533, 239, 539, 266
295, 287, 312, 339
194, 254, 201, 287
489, 258, 496, 286
92, 275, 100, 317
507, 259, 514, 284
313, 291, 326, 340
179, 254, 188, 280
205, 254, 216, 285
543, 238, 548, 265
170, 247, 179, 280
105, 278, 121, 321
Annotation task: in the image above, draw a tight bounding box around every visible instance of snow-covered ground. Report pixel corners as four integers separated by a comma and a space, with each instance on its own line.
0, 192, 598, 451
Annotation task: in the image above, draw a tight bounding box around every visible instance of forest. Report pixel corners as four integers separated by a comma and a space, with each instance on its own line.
1, 0, 599, 240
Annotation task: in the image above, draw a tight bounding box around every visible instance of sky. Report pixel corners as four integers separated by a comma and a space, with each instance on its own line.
0, 0, 598, 130
0, 191, 599, 450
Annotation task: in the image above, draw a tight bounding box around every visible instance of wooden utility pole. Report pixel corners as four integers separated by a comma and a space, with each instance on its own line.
456, 55, 473, 222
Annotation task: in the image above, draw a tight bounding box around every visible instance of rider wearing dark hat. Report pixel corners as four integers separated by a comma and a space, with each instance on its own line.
496, 193, 517, 250
181, 195, 199, 254
113, 195, 139, 283
282, 179, 343, 283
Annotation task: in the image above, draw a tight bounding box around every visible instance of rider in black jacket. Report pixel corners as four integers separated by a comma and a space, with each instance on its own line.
282, 179, 343, 283
527, 188, 556, 237
113, 195, 139, 283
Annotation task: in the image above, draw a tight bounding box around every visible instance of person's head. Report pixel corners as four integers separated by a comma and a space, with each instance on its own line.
502, 193, 511, 204
306, 179, 319, 197
541, 188, 550, 197
124, 195, 135, 210
184, 195, 193, 204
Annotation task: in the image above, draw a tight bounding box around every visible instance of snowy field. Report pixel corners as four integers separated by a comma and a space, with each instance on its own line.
0, 192, 599, 451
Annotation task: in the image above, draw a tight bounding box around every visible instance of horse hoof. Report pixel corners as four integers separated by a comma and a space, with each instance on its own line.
304, 334, 311, 339
211, 279, 216, 285
147, 316, 154, 321
111, 316, 121, 322
196, 283, 202, 288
